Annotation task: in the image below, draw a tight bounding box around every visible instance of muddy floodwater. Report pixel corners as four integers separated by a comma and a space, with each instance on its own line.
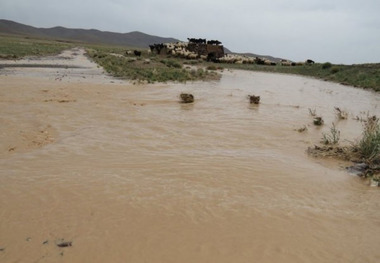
0, 49, 380, 262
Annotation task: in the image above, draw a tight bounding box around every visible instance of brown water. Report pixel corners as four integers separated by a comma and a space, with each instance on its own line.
1, 55, 380, 262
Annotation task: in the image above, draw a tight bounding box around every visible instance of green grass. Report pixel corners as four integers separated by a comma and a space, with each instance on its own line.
321, 123, 340, 145
86, 47, 219, 83
221, 63, 380, 92
0, 34, 74, 59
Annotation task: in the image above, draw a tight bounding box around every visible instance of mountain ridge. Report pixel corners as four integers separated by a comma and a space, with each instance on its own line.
0, 19, 284, 61
0, 19, 179, 48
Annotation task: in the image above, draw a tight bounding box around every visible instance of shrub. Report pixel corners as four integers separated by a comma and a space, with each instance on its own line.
321, 123, 340, 145
358, 116, 380, 163
322, 62, 332, 69
331, 67, 339, 74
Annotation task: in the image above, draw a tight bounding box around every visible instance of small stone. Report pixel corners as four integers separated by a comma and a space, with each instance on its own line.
248, 95, 260, 104
313, 117, 324, 126
57, 241, 72, 248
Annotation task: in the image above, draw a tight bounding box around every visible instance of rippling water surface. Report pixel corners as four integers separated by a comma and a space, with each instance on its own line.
1, 69, 380, 263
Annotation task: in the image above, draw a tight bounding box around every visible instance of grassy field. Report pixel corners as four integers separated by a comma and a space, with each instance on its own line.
0, 34, 379, 90
0, 34, 75, 59
85, 46, 219, 83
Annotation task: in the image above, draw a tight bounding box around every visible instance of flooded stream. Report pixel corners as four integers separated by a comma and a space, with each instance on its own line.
1, 57, 380, 262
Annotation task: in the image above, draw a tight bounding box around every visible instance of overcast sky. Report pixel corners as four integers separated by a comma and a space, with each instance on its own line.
1, 0, 379, 64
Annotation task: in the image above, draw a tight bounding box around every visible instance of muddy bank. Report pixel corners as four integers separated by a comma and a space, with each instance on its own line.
1, 51, 380, 263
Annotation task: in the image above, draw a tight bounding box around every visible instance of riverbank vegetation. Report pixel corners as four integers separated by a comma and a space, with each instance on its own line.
85, 47, 218, 83
309, 115, 380, 183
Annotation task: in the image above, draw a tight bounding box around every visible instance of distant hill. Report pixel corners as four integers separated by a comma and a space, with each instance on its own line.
0, 19, 179, 48
0, 19, 285, 61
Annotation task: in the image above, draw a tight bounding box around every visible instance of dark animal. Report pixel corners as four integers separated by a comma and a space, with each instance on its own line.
255, 57, 265, 65
134, 50, 142, 56
207, 40, 222, 45
248, 95, 260, 104
187, 38, 206, 44
306, 59, 315, 64
150, 43, 165, 54
206, 52, 221, 63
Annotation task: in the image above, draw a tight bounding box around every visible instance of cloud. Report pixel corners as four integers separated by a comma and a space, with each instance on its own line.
1, 0, 379, 64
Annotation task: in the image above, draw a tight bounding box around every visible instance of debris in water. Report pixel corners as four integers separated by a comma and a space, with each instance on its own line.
296, 125, 308, 133
248, 95, 260, 104
347, 163, 369, 177
369, 179, 379, 187
56, 241, 72, 248
313, 117, 324, 126
307, 145, 350, 160
180, 93, 194, 103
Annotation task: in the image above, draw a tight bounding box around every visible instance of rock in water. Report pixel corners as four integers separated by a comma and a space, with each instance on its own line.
248, 95, 260, 104
180, 93, 194, 103
57, 241, 72, 247
347, 163, 369, 177
313, 117, 324, 126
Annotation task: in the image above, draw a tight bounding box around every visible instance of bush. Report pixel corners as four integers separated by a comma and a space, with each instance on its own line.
321, 123, 340, 145
322, 62, 332, 69
358, 116, 380, 163
331, 67, 339, 74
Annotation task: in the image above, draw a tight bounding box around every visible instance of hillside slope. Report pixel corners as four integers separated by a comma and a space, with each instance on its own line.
0, 19, 179, 48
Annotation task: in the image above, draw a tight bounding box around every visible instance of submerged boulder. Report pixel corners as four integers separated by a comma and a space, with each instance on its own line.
313, 117, 324, 126
180, 93, 194, 103
347, 163, 369, 177
248, 95, 260, 104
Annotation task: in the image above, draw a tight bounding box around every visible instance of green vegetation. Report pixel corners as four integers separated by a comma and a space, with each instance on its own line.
322, 62, 332, 69
321, 123, 340, 145
86, 47, 219, 83
357, 117, 380, 164
220, 63, 380, 92
0, 34, 74, 59
309, 114, 380, 180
